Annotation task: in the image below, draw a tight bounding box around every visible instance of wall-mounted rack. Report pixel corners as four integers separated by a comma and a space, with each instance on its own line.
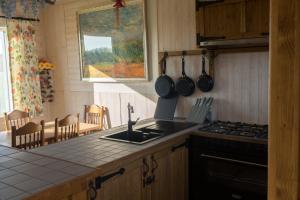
158, 49, 217, 76
158, 46, 268, 65
158, 46, 268, 76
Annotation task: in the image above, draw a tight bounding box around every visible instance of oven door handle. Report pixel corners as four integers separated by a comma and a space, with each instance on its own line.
200, 154, 268, 168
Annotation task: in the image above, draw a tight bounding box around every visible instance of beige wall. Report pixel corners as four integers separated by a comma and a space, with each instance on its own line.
42, 0, 158, 127
40, 0, 269, 127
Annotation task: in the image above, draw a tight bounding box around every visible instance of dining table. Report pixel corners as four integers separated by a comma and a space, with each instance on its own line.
0, 121, 101, 147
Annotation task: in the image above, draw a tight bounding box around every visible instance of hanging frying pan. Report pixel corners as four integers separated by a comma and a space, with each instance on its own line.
175, 52, 195, 97
155, 53, 176, 98
197, 53, 214, 92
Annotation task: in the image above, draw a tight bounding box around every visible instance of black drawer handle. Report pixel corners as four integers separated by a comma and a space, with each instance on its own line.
171, 139, 189, 152
261, 32, 269, 36
143, 158, 149, 178
95, 168, 125, 189
88, 181, 97, 200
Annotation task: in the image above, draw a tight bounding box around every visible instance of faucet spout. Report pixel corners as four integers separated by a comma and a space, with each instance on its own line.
127, 103, 139, 134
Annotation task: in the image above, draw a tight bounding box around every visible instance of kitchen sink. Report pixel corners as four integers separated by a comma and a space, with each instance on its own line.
100, 120, 198, 145
101, 130, 162, 145
137, 127, 164, 134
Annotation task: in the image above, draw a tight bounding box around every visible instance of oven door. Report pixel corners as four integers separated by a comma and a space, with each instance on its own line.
189, 136, 268, 200
201, 153, 267, 199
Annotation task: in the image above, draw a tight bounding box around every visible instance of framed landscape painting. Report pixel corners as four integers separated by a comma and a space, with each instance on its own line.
77, 0, 148, 82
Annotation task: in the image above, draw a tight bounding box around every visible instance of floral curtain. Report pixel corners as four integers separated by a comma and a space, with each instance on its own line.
7, 20, 43, 116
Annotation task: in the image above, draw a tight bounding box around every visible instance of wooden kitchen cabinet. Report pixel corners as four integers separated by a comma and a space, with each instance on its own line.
26, 174, 96, 200
150, 139, 189, 200
196, 0, 269, 44
94, 138, 189, 200
245, 0, 269, 35
96, 159, 145, 200
169, 141, 189, 200
157, 0, 197, 51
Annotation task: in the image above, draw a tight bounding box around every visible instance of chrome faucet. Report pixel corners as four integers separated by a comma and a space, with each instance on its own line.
127, 103, 139, 133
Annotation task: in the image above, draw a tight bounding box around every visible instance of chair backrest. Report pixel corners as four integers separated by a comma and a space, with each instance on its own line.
4, 110, 30, 131
84, 105, 105, 130
12, 121, 45, 150
55, 114, 80, 142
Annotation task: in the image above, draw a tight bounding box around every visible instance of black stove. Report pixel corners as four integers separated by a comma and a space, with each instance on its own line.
190, 121, 268, 200
199, 121, 268, 139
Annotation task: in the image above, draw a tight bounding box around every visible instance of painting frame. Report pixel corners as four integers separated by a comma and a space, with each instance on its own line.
77, 0, 148, 82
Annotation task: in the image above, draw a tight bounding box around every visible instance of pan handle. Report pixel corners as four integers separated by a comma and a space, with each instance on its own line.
181, 51, 186, 77
162, 52, 168, 75
201, 55, 206, 74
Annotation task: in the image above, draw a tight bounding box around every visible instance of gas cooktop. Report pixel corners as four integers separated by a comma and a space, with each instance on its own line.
199, 121, 268, 140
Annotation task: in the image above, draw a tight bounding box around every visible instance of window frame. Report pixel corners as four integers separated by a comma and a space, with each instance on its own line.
0, 26, 13, 115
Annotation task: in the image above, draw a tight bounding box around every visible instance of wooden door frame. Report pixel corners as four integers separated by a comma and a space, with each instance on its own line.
269, 0, 300, 199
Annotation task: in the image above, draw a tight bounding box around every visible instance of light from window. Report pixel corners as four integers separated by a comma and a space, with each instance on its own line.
0, 28, 12, 114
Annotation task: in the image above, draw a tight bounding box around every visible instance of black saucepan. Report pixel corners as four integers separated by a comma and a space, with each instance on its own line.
175, 52, 195, 97
155, 54, 175, 98
197, 54, 214, 92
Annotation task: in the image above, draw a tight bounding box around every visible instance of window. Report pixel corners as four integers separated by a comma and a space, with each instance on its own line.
0, 27, 12, 114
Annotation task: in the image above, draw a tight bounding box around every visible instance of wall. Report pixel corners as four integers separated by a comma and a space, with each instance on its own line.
42, 0, 158, 127
41, 0, 269, 127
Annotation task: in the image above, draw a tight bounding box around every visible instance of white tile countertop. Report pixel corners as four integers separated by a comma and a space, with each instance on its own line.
0, 146, 95, 200
30, 119, 203, 168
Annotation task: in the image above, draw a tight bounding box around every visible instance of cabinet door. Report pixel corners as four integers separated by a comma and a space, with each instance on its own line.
197, 0, 244, 40
245, 0, 269, 35
149, 149, 171, 200
97, 159, 145, 200
196, 0, 269, 41
157, 0, 197, 51
169, 142, 189, 200
150, 139, 189, 200
65, 191, 89, 200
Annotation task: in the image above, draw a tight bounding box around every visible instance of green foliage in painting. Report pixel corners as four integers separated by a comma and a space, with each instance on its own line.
78, 1, 146, 79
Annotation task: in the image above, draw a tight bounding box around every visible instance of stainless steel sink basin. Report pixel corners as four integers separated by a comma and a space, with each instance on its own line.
101, 130, 162, 145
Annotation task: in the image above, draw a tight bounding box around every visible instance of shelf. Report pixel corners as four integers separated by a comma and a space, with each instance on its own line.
158, 46, 268, 64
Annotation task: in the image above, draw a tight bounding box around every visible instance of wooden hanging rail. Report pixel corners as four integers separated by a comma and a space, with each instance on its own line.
158, 49, 204, 64
158, 46, 268, 64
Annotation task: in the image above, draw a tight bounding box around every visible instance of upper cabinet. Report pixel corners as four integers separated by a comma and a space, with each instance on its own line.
157, 0, 197, 51
196, 0, 269, 47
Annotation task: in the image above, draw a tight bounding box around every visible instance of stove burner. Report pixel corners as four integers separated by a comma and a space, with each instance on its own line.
199, 121, 268, 139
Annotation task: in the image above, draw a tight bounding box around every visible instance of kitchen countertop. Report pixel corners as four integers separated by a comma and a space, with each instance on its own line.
0, 119, 201, 199
0, 118, 267, 199
0, 146, 94, 200
30, 119, 202, 168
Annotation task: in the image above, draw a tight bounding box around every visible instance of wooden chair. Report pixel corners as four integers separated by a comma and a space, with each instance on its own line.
4, 110, 30, 131
54, 114, 80, 142
12, 121, 45, 150
84, 105, 105, 131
